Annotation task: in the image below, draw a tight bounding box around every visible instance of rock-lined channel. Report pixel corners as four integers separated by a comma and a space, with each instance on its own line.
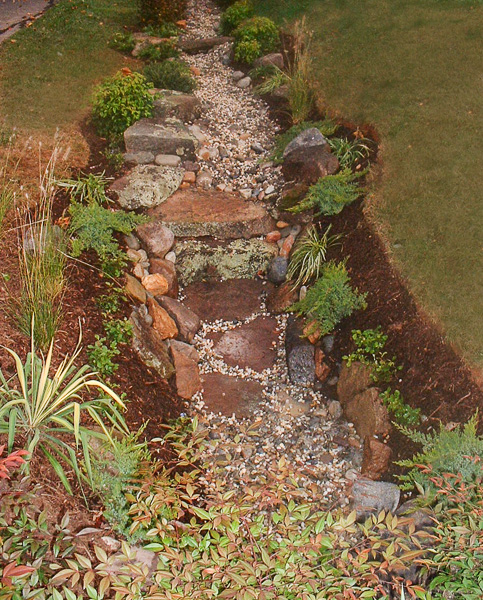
117, 0, 374, 508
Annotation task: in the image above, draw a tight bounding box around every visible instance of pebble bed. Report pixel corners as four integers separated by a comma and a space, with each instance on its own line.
171, 0, 363, 507
181, 0, 283, 195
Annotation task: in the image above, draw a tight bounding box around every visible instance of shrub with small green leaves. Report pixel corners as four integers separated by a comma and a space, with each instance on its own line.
290, 261, 367, 336
291, 168, 365, 216
233, 16, 279, 64
87, 335, 120, 378
144, 59, 196, 92
92, 71, 154, 142
143, 22, 180, 37
104, 318, 133, 345
380, 388, 421, 426
137, 40, 179, 61
220, 0, 254, 35
96, 286, 125, 315
108, 32, 136, 54
344, 326, 401, 383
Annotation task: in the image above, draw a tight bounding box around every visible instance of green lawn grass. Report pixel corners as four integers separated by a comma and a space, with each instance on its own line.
257, 0, 483, 369
0, 0, 140, 131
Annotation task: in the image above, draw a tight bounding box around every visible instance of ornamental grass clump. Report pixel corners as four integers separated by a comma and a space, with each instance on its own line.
92, 71, 154, 142
290, 261, 367, 336
287, 224, 341, 289
0, 332, 128, 493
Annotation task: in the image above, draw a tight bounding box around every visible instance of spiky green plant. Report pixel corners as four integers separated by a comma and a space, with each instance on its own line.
0, 332, 128, 492
56, 171, 112, 206
327, 136, 371, 168
287, 224, 342, 289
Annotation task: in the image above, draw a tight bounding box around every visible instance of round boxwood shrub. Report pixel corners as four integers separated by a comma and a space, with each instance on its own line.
144, 60, 196, 93
220, 0, 254, 35
92, 71, 154, 141
234, 16, 279, 64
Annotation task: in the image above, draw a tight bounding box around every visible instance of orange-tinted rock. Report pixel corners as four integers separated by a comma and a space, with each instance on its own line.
315, 348, 330, 382
280, 234, 295, 258
125, 274, 147, 304
150, 258, 178, 298
183, 171, 196, 184
147, 298, 178, 339
304, 319, 321, 344
266, 230, 281, 243
156, 296, 200, 343
171, 347, 201, 399
142, 273, 169, 296
362, 438, 393, 481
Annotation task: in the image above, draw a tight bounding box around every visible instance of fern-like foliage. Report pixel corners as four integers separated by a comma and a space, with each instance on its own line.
291, 168, 365, 216
290, 261, 367, 336
396, 413, 483, 491
69, 201, 147, 276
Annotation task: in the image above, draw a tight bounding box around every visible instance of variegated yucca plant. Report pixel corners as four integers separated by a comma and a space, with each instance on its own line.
0, 329, 128, 492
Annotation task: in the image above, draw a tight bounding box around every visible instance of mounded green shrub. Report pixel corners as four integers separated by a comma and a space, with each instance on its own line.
139, 0, 187, 25
92, 71, 154, 141
137, 40, 179, 61
108, 32, 136, 54
233, 16, 279, 64
220, 0, 254, 35
144, 59, 196, 92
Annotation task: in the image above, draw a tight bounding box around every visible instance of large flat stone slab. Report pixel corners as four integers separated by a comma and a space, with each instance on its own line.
208, 316, 279, 372
183, 279, 269, 322
174, 239, 278, 285
148, 188, 275, 240
124, 118, 198, 160
201, 373, 264, 417
111, 165, 183, 210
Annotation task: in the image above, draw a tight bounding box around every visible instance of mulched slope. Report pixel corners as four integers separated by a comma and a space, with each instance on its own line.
326, 200, 483, 450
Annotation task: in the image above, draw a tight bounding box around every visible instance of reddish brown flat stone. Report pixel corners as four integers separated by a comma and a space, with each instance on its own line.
183, 279, 272, 322
208, 316, 279, 372
201, 373, 264, 417
148, 188, 275, 239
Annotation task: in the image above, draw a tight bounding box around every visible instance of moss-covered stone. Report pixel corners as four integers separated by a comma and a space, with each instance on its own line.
175, 238, 278, 285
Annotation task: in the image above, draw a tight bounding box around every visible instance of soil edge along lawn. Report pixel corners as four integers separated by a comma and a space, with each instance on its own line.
256, 0, 483, 376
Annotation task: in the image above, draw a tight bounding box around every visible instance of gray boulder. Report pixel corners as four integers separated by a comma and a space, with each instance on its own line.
283, 127, 329, 159
285, 316, 315, 386
124, 118, 198, 160
352, 478, 401, 520
111, 165, 183, 210
267, 256, 288, 284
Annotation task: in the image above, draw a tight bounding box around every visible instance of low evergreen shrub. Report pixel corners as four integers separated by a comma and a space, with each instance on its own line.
290, 261, 367, 336
92, 71, 154, 142
137, 41, 179, 61
220, 0, 254, 35
144, 59, 196, 92
291, 168, 365, 216
233, 16, 279, 64
139, 0, 187, 25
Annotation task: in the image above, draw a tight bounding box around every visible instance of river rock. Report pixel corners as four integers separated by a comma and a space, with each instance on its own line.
352, 478, 400, 519
149, 258, 178, 298
170, 346, 201, 399
147, 297, 178, 339
267, 256, 288, 283
125, 274, 147, 304
337, 361, 374, 406
254, 53, 284, 70
123, 151, 154, 165
142, 273, 169, 296
285, 316, 315, 386
124, 118, 198, 159
179, 36, 233, 54
362, 437, 392, 480
155, 296, 200, 343
111, 165, 183, 210
155, 154, 182, 167
136, 222, 175, 258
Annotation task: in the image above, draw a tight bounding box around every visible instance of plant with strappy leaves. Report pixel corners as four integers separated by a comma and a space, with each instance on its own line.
287, 224, 342, 289
0, 331, 128, 492
327, 136, 371, 168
